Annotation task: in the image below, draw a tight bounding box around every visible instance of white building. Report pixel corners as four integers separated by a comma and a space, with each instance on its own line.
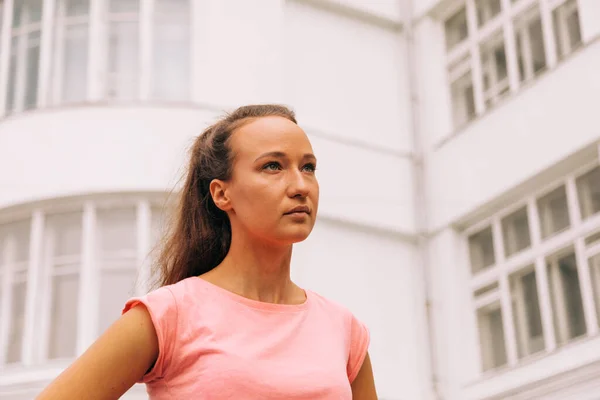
0, 0, 598, 399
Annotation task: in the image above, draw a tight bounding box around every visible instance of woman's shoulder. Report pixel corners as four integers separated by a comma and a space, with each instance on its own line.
306, 289, 358, 321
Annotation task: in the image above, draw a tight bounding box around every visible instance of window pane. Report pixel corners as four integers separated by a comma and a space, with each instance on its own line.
477, 305, 507, 371
510, 268, 544, 358
0, 219, 31, 264
24, 31, 41, 110
476, 0, 501, 27
6, 39, 17, 112
54, 23, 89, 103
97, 208, 137, 254
515, 10, 546, 82
49, 273, 79, 359
576, 166, 600, 220
110, 0, 138, 13
108, 21, 139, 100
445, 7, 468, 50
12, 0, 43, 28
469, 227, 495, 274
590, 254, 600, 327
7, 31, 41, 113
152, 0, 190, 100
64, 0, 89, 16
6, 282, 26, 363
537, 185, 570, 239
553, 0, 582, 60
47, 212, 83, 257
450, 70, 476, 128
98, 270, 136, 335
547, 252, 586, 345
480, 31, 508, 107
502, 207, 531, 257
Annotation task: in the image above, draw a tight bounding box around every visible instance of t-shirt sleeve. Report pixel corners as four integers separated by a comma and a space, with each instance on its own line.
347, 314, 370, 383
122, 286, 179, 384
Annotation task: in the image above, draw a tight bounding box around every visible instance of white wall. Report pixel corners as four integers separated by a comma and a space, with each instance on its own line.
0, 105, 415, 234
426, 38, 600, 231
192, 0, 286, 106
292, 219, 426, 400
283, 0, 416, 235
284, 0, 413, 153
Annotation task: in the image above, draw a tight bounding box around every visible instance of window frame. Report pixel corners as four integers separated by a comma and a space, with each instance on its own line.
465, 161, 600, 374
0, 194, 168, 368
0, 0, 194, 117
443, 0, 581, 130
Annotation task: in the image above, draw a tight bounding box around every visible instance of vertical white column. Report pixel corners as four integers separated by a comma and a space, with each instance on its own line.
0, 236, 14, 365
139, 0, 152, 100
191, 0, 206, 104
501, 0, 519, 93
0, 0, 14, 117
76, 203, 98, 355
466, 0, 485, 115
136, 200, 151, 295
527, 198, 556, 352
492, 217, 518, 365
540, 0, 558, 68
22, 210, 44, 365
87, 0, 105, 101
36, 0, 56, 108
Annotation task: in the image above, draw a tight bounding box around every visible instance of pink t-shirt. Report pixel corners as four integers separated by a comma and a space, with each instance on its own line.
122, 276, 370, 399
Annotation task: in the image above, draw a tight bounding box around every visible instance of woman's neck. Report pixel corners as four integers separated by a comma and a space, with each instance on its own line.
200, 232, 304, 305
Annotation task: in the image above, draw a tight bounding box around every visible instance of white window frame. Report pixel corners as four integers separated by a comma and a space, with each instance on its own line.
0, 0, 193, 115
465, 161, 600, 374
49, 0, 89, 105
443, 0, 577, 129
0, 194, 167, 367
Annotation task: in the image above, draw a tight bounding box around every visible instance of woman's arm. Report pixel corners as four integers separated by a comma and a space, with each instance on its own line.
36, 305, 159, 400
351, 352, 377, 400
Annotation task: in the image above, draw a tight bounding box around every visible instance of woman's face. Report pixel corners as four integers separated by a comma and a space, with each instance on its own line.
213, 116, 319, 246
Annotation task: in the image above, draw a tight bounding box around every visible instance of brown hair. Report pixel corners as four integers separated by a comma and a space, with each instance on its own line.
153, 104, 297, 287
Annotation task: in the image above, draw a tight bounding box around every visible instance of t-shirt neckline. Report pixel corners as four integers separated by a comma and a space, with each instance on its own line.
194, 276, 311, 312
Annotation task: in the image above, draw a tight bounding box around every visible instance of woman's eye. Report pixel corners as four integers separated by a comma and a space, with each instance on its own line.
303, 163, 317, 173
263, 162, 282, 171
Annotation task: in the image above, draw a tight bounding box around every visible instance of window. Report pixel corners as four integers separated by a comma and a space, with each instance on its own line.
510, 267, 544, 358
50, 0, 90, 104
553, 0, 582, 60
502, 206, 531, 257
480, 31, 509, 107
152, 0, 190, 100
444, 0, 583, 129
106, 0, 139, 100
96, 208, 137, 335
477, 303, 507, 371
547, 251, 586, 344
576, 166, 600, 220
515, 6, 546, 82
537, 185, 570, 239
445, 7, 468, 50
590, 253, 600, 326
476, 0, 502, 27
0, 196, 167, 367
6, 0, 43, 113
469, 227, 495, 274
44, 211, 82, 359
449, 56, 476, 127
467, 164, 600, 373
0, 220, 31, 365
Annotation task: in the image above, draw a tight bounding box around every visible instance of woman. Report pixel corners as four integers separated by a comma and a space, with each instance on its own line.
37, 104, 377, 399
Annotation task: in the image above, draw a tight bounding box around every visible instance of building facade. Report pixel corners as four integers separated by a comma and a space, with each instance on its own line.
0, 0, 598, 399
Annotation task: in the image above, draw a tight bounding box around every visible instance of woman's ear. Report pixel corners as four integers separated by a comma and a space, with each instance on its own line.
209, 179, 232, 211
